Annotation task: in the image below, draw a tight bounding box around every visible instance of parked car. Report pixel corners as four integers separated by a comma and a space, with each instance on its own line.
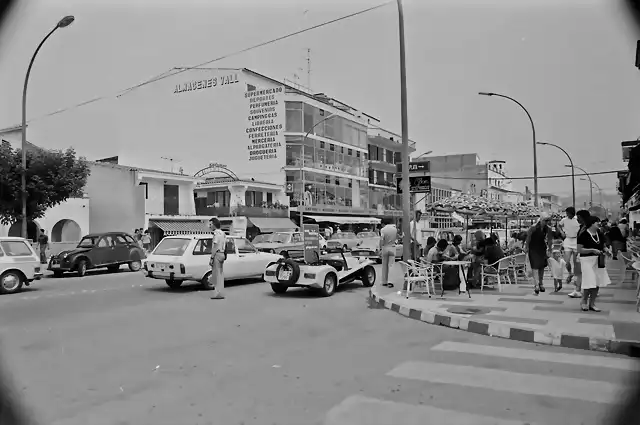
350, 237, 404, 263
144, 234, 282, 289
252, 232, 303, 257
264, 247, 376, 296
48, 232, 146, 277
356, 231, 379, 247
0, 237, 43, 294
326, 232, 360, 251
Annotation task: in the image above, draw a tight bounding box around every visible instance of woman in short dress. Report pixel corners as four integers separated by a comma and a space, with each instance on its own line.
577, 215, 610, 312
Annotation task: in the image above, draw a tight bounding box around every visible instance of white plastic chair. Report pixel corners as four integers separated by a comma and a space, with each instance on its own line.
508, 253, 527, 283
480, 257, 512, 292
400, 260, 434, 299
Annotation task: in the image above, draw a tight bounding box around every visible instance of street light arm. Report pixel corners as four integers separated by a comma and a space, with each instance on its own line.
23, 26, 58, 116
538, 141, 575, 208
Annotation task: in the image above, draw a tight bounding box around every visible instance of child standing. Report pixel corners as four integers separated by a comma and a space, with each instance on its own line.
548, 250, 566, 292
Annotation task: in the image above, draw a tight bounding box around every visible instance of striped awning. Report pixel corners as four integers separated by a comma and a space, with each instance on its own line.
150, 220, 211, 236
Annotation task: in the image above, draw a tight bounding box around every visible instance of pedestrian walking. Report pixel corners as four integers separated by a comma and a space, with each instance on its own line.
548, 250, 566, 292
577, 215, 610, 312
525, 212, 553, 295
209, 217, 227, 300
567, 209, 591, 299
559, 207, 580, 287
141, 229, 151, 253
37, 229, 49, 264
379, 222, 398, 288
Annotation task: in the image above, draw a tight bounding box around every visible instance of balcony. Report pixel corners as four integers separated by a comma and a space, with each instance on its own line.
195, 203, 289, 218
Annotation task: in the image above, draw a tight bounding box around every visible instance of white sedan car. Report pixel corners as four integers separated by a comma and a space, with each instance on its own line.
144, 234, 282, 289
0, 237, 43, 294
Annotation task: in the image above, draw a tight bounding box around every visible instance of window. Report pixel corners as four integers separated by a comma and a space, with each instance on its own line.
247, 84, 256, 91
394, 152, 401, 164
235, 238, 256, 253
225, 239, 236, 254
98, 236, 113, 248
78, 236, 98, 248
285, 109, 303, 132
0, 241, 32, 256
303, 103, 314, 134
124, 235, 136, 245
348, 148, 353, 156
386, 149, 394, 164
139, 182, 148, 199
292, 233, 302, 243
192, 238, 213, 256
114, 235, 128, 245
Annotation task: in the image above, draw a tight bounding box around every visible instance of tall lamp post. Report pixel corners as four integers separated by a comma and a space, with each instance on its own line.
414, 150, 433, 159
21, 15, 75, 239
580, 178, 604, 206
298, 114, 335, 233
569, 165, 592, 207
537, 141, 575, 208
478, 92, 538, 207
397, 0, 412, 261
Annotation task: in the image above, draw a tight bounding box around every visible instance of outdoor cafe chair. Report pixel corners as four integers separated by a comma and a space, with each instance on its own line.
419, 258, 444, 286
508, 253, 527, 284
480, 257, 512, 292
400, 260, 434, 299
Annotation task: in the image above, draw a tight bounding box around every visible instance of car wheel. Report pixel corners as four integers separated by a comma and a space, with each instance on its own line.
201, 271, 214, 290
76, 259, 88, 277
53, 271, 64, 278
0, 271, 23, 294
108, 265, 120, 273
320, 272, 337, 297
361, 265, 376, 287
128, 259, 142, 272
271, 282, 288, 294
165, 279, 183, 289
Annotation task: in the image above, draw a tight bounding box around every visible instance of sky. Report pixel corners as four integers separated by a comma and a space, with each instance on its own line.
0, 0, 638, 199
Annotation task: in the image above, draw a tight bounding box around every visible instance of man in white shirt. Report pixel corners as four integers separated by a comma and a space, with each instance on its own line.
558, 207, 580, 293
379, 223, 398, 287
209, 217, 227, 300
409, 210, 423, 260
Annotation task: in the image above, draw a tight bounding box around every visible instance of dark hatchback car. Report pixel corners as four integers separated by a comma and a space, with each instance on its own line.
48, 232, 146, 278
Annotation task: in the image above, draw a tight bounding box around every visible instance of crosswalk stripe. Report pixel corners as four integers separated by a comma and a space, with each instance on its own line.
431, 341, 637, 370
324, 395, 541, 425
387, 361, 626, 404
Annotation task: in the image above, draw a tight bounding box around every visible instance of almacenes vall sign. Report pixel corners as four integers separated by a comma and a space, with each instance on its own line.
173, 73, 239, 94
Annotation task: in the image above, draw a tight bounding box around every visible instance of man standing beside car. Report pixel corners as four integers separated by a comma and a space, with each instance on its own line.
380, 222, 398, 288
209, 217, 227, 300
37, 229, 49, 264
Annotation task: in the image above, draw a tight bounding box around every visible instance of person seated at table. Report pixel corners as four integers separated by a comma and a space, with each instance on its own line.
484, 237, 505, 265
467, 230, 486, 288
445, 235, 469, 261
428, 239, 461, 290
423, 237, 436, 260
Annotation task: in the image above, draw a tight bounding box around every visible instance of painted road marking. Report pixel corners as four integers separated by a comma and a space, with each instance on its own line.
387, 361, 626, 404
324, 395, 540, 425
431, 341, 637, 370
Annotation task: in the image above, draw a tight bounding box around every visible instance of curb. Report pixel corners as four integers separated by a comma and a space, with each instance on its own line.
369, 287, 640, 358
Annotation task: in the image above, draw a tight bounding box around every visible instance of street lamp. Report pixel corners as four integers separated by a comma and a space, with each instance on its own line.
479, 91, 538, 207
580, 178, 604, 206
569, 165, 592, 207
298, 114, 335, 233
415, 150, 433, 159
397, 0, 412, 261
21, 15, 75, 239
537, 141, 575, 208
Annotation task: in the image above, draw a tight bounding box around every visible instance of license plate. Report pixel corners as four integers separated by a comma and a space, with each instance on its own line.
50, 264, 60, 269
278, 270, 291, 280
156, 263, 169, 269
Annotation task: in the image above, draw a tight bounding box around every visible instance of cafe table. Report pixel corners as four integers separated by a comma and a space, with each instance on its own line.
441, 260, 472, 298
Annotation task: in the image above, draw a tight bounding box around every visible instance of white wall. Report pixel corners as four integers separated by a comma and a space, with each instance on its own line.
142, 178, 196, 216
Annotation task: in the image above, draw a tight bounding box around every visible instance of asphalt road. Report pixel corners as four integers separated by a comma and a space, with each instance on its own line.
0, 265, 635, 425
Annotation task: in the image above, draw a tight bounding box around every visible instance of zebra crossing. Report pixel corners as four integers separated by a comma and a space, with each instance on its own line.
323, 340, 637, 425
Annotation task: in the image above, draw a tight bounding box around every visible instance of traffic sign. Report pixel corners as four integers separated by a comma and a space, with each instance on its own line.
396, 161, 430, 173
397, 175, 432, 194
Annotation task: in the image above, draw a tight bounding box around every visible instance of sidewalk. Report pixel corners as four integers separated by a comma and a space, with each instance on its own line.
370, 259, 640, 357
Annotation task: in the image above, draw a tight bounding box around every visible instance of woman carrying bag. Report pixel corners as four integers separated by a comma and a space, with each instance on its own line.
576, 215, 611, 312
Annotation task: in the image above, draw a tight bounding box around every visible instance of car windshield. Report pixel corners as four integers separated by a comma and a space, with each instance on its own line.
77, 236, 98, 248
153, 238, 191, 256
271, 233, 291, 244
253, 234, 274, 243
335, 232, 356, 239
357, 232, 376, 238
235, 238, 257, 253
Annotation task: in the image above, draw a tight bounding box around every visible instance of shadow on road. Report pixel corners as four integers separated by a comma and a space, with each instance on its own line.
142, 278, 265, 294
43, 268, 139, 279
266, 282, 367, 299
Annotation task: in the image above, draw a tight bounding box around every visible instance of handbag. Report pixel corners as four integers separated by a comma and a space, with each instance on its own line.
598, 253, 606, 268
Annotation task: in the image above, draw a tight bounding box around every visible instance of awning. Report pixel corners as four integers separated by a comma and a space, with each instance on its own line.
306, 215, 381, 225
150, 220, 211, 236
247, 217, 298, 233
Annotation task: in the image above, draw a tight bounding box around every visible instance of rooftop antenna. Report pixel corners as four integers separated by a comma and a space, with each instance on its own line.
160, 156, 181, 173
307, 48, 311, 90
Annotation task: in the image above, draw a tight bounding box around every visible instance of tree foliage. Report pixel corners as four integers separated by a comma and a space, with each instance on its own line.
0, 141, 90, 225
